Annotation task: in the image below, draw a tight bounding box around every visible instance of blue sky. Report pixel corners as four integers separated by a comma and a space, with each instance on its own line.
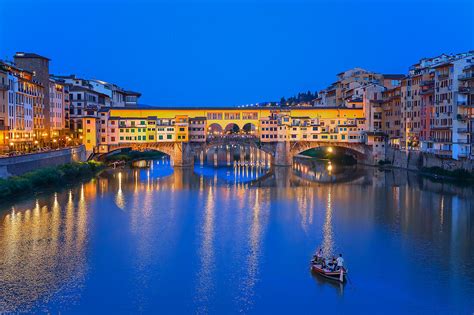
0, 0, 472, 106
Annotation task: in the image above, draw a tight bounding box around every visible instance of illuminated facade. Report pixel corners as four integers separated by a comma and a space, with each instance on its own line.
401, 52, 474, 159
51, 75, 141, 140
0, 61, 45, 152
49, 79, 66, 131
83, 106, 381, 165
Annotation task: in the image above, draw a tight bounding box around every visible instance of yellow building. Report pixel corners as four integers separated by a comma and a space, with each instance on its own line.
83, 106, 366, 153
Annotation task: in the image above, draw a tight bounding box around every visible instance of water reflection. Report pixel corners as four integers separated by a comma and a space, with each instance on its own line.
237, 189, 269, 312
292, 158, 365, 184
0, 157, 473, 313
198, 145, 272, 168
321, 187, 334, 256
0, 190, 89, 312
195, 185, 216, 313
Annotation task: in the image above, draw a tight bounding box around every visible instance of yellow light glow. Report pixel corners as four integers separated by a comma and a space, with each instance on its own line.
326, 147, 333, 153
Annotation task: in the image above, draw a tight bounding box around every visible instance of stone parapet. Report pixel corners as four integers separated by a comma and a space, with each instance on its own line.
0, 146, 87, 178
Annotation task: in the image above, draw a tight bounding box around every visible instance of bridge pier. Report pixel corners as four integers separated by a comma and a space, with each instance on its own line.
273, 141, 293, 166
171, 142, 194, 167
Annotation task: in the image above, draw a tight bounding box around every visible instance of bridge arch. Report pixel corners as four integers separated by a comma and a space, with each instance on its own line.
224, 123, 240, 135
242, 122, 258, 135
94, 144, 175, 161
290, 141, 371, 161
91, 142, 197, 166
207, 123, 223, 136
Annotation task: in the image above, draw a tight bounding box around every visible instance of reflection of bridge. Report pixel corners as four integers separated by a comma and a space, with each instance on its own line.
96, 136, 372, 167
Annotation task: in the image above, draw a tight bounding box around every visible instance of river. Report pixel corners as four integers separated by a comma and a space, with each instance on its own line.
0, 150, 473, 314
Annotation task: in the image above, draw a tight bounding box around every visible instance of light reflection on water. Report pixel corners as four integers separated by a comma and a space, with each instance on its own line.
0, 155, 473, 313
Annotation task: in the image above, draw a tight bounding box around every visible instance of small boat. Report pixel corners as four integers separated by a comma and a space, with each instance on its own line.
310, 259, 347, 283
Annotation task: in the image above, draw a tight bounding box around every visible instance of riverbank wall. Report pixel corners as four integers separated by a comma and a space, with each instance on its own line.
385, 147, 474, 172
0, 146, 87, 179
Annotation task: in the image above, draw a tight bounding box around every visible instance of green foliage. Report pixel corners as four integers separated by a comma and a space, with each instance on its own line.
280, 90, 318, 106
0, 161, 104, 200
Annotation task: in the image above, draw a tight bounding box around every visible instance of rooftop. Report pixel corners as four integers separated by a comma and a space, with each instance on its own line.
14, 52, 51, 61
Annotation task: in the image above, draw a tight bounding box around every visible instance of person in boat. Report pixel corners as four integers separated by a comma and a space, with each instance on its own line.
315, 248, 323, 263
331, 256, 337, 271
336, 254, 344, 271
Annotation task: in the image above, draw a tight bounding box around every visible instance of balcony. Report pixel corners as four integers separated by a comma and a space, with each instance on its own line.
433, 149, 452, 156
459, 73, 474, 81
458, 86, 472, 94
438, 73, 449, 80
420, 88, 434, 95
456, 114, 469, 121
431, 138, 451, 143
420, 80, 434, 87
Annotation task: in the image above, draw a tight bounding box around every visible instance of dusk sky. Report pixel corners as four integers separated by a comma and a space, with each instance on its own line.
1, 0, 473, 106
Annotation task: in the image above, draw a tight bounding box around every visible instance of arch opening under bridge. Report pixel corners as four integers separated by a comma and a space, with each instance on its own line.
224, 123, 240, 135
290, 141, 371, 162
242, 122, 258, 135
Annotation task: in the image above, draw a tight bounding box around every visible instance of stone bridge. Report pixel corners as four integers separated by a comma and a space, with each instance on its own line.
95, 137, 372, 167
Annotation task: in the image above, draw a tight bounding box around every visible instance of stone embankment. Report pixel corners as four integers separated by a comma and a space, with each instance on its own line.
385, 147, 473, 172
0, 146, 87, 178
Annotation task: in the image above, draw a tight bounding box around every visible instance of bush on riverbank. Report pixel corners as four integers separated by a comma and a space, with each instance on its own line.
105, 150, 165, 163
0, 161, 104, 199
420, 166, 474, 181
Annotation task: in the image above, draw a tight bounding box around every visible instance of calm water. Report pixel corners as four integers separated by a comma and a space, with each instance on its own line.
0, 154, 473, 314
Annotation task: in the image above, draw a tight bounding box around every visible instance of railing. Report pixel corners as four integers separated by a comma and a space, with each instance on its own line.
420, 80, 434, 87
420, 88, 434, 95
459, 73, 474, 80
457, 128, 469, 133
458, 86, 471, 94
457, 114, 469, 121
433, 149, 452, 156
